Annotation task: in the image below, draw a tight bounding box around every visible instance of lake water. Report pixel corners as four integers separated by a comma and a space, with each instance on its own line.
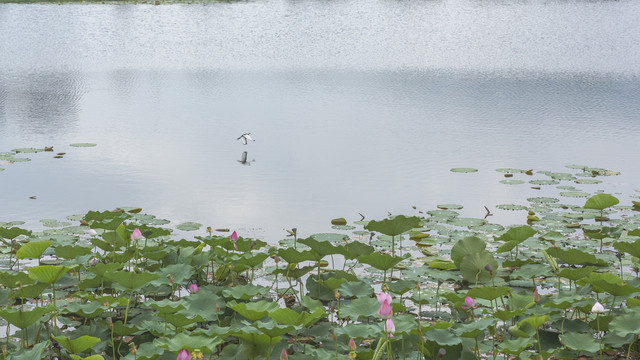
1, 0, 640, 241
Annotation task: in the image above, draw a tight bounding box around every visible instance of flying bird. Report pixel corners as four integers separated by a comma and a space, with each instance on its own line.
237, 133, 255, 145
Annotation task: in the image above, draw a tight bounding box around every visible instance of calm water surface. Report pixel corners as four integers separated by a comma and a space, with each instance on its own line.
1, 0, 639, 241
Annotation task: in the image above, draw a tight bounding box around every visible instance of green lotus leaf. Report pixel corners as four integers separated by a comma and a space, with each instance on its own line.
545, 247, 601, 265
342, 241, 374, 260
388, 279, 416, 295
587, 272, 640, 296
437, 204, 463, 210
157, 312, 202, 328
447, 217, 486, 227
102, 270, 159, 291
558, 266, 596, 281
493, 308, 526, 321
14, 283, 49, 299
427, 209, 459, 218
496, 225, 537, 243
467, 286, 509, 301
560, 191, 590, 198
154, 333, 222, 354
277, 248, 322, 264
529, 179, 560, 185
338, 280, 373, 298
423, 328, 462, 346
613, 239, 640, 258
357, 252, 409, 271
40, 219, 71, 228
154, 263, 194, 286
499, 337, 536, 355
331, 218, 347, 225
584, 193, 619, 210
455, 317, 496, 338
510, 264, 552, 280
496, 204, 528, 211
608, 308, 640, 337
450, 236, 486, 267
63, 301, 108, 319
298, 236, 345, 257
500, 179, 525, 185
222, 284, 270, 300
459, 251, 498, 283
69, 143, 97, 147
175, 222, 202, 231
334, 323, 380, 339
559, 332, 600, 353
146, 298, 187, 313
0, 226, 31, 239
15, 240, 52, 260
270, 307, 325, 327
8, 341, 49, 360
11, 147, 44, 153
228, 300, 280, 321
365, 215, 421, 236
0, 304, 55, 329
236, 332, 280, 359
450, 168, 478, 173
575, 179, 603, 184
319, 277, 347, 291
527, 197, 559, 204
340, 297, 381, 321
54, 245, 93, 259
52, 335, 101, 354
28, 265, 71, 284
332, 225, 355, 230
70, 355, 105, 360
518, 314, 549, 329
310, 233, 349, 242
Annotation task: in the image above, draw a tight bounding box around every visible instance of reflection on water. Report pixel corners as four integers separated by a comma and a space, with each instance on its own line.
0, 0, 639, 241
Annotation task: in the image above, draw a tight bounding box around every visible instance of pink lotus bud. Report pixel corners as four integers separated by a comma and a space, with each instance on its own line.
533, 288, 540, 302
280, 348, 288, 360
88, 229, 97, 236
378, 299, 393, 319
377, 291, 392, 305
230, 231, 238, 242
385, 318, 395, 336
131, 228, 142, 241
348, 337, 356, 351
188, 283, 198, 294
177, 349, 191, 360
461, 296, 476, 309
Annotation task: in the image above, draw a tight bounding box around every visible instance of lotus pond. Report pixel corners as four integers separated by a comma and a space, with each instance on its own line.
3, 148, 640, 359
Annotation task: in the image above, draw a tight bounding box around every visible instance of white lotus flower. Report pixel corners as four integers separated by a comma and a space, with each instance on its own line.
591, 301, 605, 314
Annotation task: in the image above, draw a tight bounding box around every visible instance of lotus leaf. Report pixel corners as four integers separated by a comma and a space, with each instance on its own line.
228, 300, 280, 321
365, 215, 420, 236
154, 333, 222, 354
102, 270, 159, 291
357, 252, 409, 271
0, 226, 31, 239
584, 193, 619, 210
450, 168, 478, 173
559, 332, 600, 353
52, 335, 101, 354
459, 251, 498, 283
0, 304, 55, 329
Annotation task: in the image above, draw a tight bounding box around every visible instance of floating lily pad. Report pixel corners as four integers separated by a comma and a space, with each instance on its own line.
529, 179, 559, 185
447, 217, 486, 227
331, 225, 355, 230
450, 168, 478, 173
575, 179, 602, 184
500, 179, 525, 185
11, 148, 44, 153
527, 197, 559, 204
496, 168, 526, 173
560, 191, 589, 198
69, 143, 97, 147
175, 222, 202, 231
496, 204, 528, 211
437, 204, 463, 210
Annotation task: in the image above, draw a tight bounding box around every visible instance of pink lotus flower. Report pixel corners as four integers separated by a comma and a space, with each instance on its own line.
177, 349, 191, 360
461, 296, 477, 309
230, 231, 239, 250
348, 337, 356, 351
280, 347, 288, 360
131, 228, 142, 241
385, 318, 395, 337
188, 283, 198, 294
378, 299, 393, 319
88, 229, 97, 236
533, 288, 540, 302
377, 291, 392, 305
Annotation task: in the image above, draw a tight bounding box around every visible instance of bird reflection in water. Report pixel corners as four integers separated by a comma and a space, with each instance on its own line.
238, 151, 255, 166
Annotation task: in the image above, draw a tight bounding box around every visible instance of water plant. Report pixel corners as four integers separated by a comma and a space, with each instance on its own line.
2, 160, 640, 359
